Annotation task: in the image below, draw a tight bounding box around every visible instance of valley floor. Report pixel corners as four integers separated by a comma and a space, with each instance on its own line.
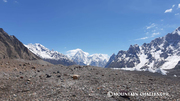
0, 59, 179, 101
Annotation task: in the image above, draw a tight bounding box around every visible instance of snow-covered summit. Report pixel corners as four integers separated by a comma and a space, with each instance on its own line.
89, 54, 109, 63
66, 48, 89, 58
25, 43, 68, 60
172, 27, 180, 35
25, 43, 76, 66
66, 48, 109, 67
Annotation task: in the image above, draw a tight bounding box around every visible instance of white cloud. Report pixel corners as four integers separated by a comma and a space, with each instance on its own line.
152, 30, 156, 32
3, 0, 7, 2
178, 4, 180, 9
175, 13, 179, 15
140, 37, 148, 40
164, 8, 172, 13
145, 32, 149, 35
164, 4, 177, 13
136, 37, 148, 40
146, 23, 156, 29
151, 32, 160, 37
172, 5, 175, 8
15, 1, 18, 3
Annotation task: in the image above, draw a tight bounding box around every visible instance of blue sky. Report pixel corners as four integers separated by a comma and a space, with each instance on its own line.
1, 0, 180, 56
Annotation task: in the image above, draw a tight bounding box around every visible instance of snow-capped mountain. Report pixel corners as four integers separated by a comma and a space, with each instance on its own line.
66, 49, 109, 67
25, 43, 76, 66
69, 49, 89, 66
106, 27, 180, 75
88, 54, 109, 67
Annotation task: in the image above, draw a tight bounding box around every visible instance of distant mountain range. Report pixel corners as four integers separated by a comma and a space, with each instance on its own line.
66, 49, 109, 67
25, 44, 109, 67
25, 43, 76, 66
105, 27, 180, 75
0, 28, 40, 60
1, 26, 180, 75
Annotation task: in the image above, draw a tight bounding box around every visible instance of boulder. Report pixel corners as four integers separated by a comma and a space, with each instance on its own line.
72, 74, 80, 80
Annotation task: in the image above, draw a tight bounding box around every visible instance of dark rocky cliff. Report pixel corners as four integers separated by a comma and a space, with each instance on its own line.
0, 28, 40, 60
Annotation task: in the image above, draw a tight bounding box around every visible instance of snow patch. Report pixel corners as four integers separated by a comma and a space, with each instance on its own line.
160, 55, 180, 69
113, 67, 168, 75
134, 51, 148, 70
172, 27, 180, 35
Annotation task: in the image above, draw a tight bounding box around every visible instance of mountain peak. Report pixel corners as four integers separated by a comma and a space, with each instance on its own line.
34, 43, 46, 48
106, 26, 180, 74
35, 43, 42, 46
133, 44, 139, 47
74, 50, 88, 58
0, 28, 9, 36
0, 28, 4, 32
25, 43, 76, 66
66, 48, 89, 57
66, 48, 109, 67
0, 29, 40, 60
127, 44, 140, 54
172, 27, 180, 35
25, 43, 61, 59
111, 53, 116, 56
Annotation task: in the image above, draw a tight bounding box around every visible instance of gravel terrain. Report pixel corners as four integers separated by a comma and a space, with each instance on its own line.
0, 59, 180, 101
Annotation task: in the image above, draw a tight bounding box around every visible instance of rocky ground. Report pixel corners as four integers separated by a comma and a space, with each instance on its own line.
0, 59, 180, 101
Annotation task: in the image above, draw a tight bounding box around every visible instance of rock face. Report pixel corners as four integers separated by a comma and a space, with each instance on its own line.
25, 43, 76, 66
106, 27, 180, 71
174, 61, 180, 69
0, 28, 40, 60
105, 53, 116, 68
